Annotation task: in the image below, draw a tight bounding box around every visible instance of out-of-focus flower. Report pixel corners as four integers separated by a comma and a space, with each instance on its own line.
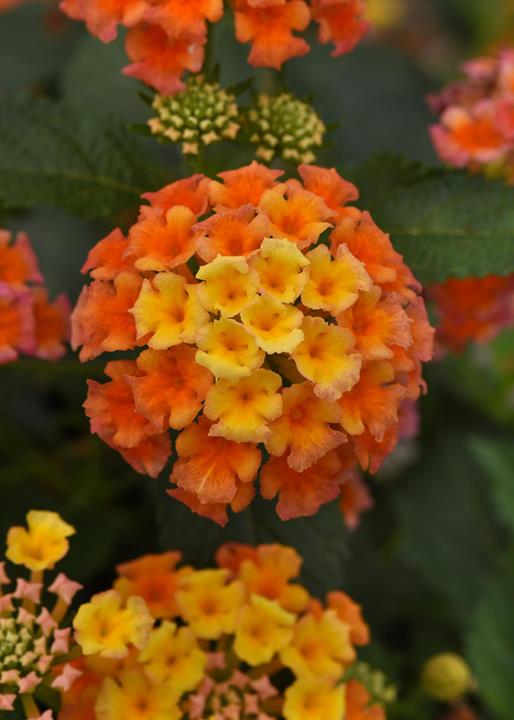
148, 75, 240, 155
73, 162, 433, 527
428, 50, 514, 351
421, 653, 473, 702
0, 511, 82, 720
61, 542, 393, 720
60, 0, 368, 92
244, 92, 325, 164
0, 230, 70, 364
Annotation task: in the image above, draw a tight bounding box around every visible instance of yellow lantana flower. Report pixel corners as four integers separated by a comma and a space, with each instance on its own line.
6, 510, 75, 571
292, 316, 362, 401
139, 621, 207, 694
234, 594, 295, 665
176, 569, 245, 639
281, 609, 355, 680
204, 369, 283, 442
283, 677, 345, 720
249, 237, 310, 303
240, 295, 304, 354
196, 255, 259, 317
195, 318, 265, 381
96, 669, 181, 720
73, 590, 153, 659
302, 243, 371, 315
131, 273, 208, 349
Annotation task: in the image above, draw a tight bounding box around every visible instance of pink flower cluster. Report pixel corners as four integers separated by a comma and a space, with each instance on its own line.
0, 229, 70, 364
428, 49, 514, 179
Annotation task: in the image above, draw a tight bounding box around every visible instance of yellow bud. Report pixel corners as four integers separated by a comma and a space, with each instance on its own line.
421, 653, 473, 702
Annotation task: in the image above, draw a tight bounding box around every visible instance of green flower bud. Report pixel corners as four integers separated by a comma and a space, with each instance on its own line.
148, 75, 240, 156
421, 653, 473, 702
244, 93, 325, 165
345, 661, 397, 706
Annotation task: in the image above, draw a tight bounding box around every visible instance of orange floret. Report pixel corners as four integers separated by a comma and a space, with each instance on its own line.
338, 362, 405, 440
115, 552, 190, 618
32, 288, 70, 361
124, 23, 205, 95
217, 543, 310, 612
170, 416, 261, 505
312, 0, 368, 57
194, 205, 269, 261
0, 230, 42, 287
81, 228, 135, 281
144, 0, 223, 38
266, 382, 346, 472
129, 345, 213, 430
0, 285, 35, 363
59, 0, 147, 42
142, 174, 210, 216
298, 164, 359, 217
208, 162, 284, 209
327, 591, 370, 645
113, 431, 172, 478
260, 183, 335, 250
338, 287, 412, 362
169, 482, 255, 526
261, 450, 344, 520
233, 0, 311, 69
71, 273, 143, 361
345, 680, 386, 720
84, 360, 158, 449
127, 205, 197, 272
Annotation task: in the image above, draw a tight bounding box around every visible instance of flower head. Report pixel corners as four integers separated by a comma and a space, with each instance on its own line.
74, 163, 432, 526
245, 92, 325, 164
149, 75, 240, 155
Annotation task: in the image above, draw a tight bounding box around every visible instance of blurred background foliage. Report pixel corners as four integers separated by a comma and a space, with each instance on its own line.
1, 0, 514, 717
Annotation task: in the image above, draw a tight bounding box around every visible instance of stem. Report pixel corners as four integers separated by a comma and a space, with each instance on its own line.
21, 695, 40, 719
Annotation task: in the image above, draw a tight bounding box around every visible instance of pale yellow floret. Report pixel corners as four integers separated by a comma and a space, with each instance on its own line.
292, 316, 362, 401
240, 295, 304, 354
234, 594, 296, 665
302, 243, 372, 316
130, 273, 209, 349
204, 369, 283, 442
250, 237, 310, 303
195, 318, 265, 381
196, 255, 259, 317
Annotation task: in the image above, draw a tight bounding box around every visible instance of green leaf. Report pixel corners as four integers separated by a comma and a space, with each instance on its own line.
471, 437, 514, 535
393, 434, 498, 626
466, 551, 514, 718
154, 481, 348, 598
351, 155, 514, 284
0, 95, 164, 218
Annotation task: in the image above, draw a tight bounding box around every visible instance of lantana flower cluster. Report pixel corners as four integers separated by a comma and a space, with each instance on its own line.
0, 511, 83, 720
60, 543, 392, 720
0, 229, 70, 364
428, 50, 514, 352
60, 0, 369, 94
72, 162, 433, 526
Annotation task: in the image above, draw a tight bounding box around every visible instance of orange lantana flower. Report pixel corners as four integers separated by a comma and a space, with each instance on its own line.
170, 416, 261, 505
84, 360, 158, 449
313, 0, 369, 57
59, 0, 148, 41
124, 23, 205, 95
71, 273, 142, 361
261, 451, 344, 520
74, 163, 433, 526
194, 205, 269, 261
32, 289, 70, 361
346, 680, 386, 720
0, 286, 35, 364
327, 591, 370, 645
114, 431, 172, 478
233, 0, 310, 69
115, 552, 191, 618
129, 345, 213, 430
0, 229, 42, 287
81, 229, 135, 281
208, 163, 284, 209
